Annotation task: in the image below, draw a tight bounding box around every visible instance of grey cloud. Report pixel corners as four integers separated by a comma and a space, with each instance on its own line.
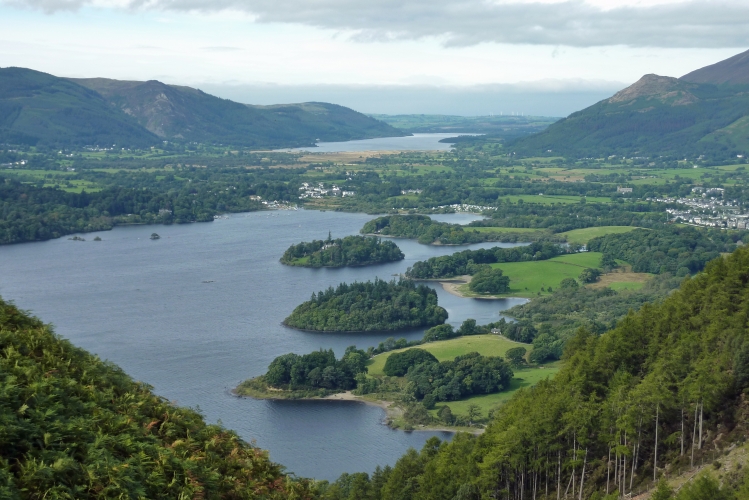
143, 0, 749, 48
6, 0, 749, 48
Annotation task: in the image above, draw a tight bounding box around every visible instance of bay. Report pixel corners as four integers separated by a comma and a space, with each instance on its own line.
0, 210, 526, 481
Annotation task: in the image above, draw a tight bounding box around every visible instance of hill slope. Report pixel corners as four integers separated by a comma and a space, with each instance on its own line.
70, 77, 404, 148
681, 48, 749, 85
0, 297, 317, 498
511, 50, 749, 158
322, 245, 749, 498
0, 68, 158, 147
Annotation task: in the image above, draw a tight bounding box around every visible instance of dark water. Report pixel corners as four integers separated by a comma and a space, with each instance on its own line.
0, 210, 526, 480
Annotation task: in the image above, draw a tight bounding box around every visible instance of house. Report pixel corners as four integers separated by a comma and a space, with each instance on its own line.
617, 186, 633, 193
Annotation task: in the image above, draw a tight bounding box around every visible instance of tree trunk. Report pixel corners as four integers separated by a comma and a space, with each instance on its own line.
691, 402, 698, 467
699, 401, 704, 450
572, 433, 576, 496
606, 447, 611, 495
557, 451, 561, 500
654, 404, 659, 482
578, 448, 587, 500
681, 407, 685, 456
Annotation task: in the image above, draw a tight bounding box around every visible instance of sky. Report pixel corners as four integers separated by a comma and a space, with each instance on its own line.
0, 0, 747, 116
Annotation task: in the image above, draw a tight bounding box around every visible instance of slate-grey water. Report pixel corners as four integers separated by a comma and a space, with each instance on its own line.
0, 210, 526, 480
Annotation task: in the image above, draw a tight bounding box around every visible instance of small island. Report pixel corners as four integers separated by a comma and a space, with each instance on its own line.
283, 278, 448, 332
280, 234, 404, 268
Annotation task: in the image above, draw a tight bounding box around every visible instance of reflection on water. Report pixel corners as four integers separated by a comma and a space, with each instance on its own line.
283, 133, 468, 153
0, 210, 524, 480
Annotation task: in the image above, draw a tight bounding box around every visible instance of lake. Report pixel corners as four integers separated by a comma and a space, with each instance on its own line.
0, 210, 526, 481
283, 133, 468, 153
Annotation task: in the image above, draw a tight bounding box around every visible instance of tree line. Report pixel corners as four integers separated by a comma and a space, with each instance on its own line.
405, 242, 566, 279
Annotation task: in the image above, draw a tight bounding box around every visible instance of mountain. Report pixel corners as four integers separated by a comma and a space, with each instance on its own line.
0, 67, 404, 148
510, 50, 749, 158
0, 67, 158, 147
681, 48, 749, 85
69, 77, 405, 147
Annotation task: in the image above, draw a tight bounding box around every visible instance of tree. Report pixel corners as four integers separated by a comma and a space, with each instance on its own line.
579, 267, 602, 283
505, 347, 527, 367
439, 405, 454, 425
466, 404, 480, 426
559, 277, 579, 289
601, 253, 618, 271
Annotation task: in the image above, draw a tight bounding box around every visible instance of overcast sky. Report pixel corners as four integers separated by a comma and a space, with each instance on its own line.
0, 0, 746, 115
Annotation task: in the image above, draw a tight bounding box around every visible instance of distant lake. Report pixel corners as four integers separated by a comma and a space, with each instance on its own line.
0, 211, 525, 481
283, 133, 475, 153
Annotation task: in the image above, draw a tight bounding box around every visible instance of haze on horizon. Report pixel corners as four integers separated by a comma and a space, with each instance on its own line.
0, 0, 747, 116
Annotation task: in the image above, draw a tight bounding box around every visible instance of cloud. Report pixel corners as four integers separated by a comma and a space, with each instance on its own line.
5, 0, 749, 48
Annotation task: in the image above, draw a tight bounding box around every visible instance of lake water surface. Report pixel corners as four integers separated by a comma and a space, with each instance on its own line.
0, 210, 526, 480
285, 133, 468, 153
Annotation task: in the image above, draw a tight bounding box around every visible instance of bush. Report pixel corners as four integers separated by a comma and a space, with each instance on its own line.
468, 267, 510, 294
383, 348, 438, 377
579, 267, 602, 283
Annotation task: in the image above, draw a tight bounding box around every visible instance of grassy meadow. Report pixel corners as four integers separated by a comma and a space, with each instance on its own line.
558, 226, 639, 245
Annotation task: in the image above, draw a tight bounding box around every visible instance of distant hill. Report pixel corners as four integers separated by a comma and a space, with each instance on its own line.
0, 67, 404, 148
681, 48, 749, 85
511, 50, 749, 159
70, 77, 405, 147
0, 68, 158, 147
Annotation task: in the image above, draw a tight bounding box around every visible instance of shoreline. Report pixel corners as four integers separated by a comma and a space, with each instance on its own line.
236, 388, 483, 435
436, 276, 521, 300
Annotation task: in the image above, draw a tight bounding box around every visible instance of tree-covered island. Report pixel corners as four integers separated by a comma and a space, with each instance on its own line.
283, 278, 448, 332
280, 234, 404, 268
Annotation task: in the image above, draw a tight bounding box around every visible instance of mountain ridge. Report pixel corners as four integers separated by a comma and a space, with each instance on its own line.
0, 67, 404, 148
510, 49, 749, 158
681, 48, 749, 85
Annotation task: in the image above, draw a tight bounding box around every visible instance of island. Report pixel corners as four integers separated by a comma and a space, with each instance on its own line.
280, 234, 404, 268
235, 335, 519, 431
283, 278, 448, 332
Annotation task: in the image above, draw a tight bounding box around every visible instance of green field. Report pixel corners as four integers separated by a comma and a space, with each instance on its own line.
428, 363, 561, 420
559, 226, 638, 245
487, 252, 604, 297
367, 335, 528, 376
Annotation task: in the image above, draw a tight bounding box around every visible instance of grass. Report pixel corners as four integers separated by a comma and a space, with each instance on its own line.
608, 281, 645, 291
367, 335, 528, 376
428, 363, 561, 420
558, 226, 639, 245
486, 252, 604, 297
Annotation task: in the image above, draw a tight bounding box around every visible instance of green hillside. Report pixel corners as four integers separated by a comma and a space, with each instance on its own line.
0, 297, 317, 499
511, 73, 749, 158
0, 68, 157, 147
320, 241, 749, 499
71, 78, 405, 148
0, 67, 404, 149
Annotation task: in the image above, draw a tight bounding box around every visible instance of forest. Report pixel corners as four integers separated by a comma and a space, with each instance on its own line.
0, 297, 317, 499
280, 234, 404, 267
282, 278, 448, 332
405, 242, 566, 279
587, 226, 746, 275
317, 244, 749, 499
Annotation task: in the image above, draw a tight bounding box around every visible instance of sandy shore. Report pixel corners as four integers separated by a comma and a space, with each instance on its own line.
437, 276, 510, 300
